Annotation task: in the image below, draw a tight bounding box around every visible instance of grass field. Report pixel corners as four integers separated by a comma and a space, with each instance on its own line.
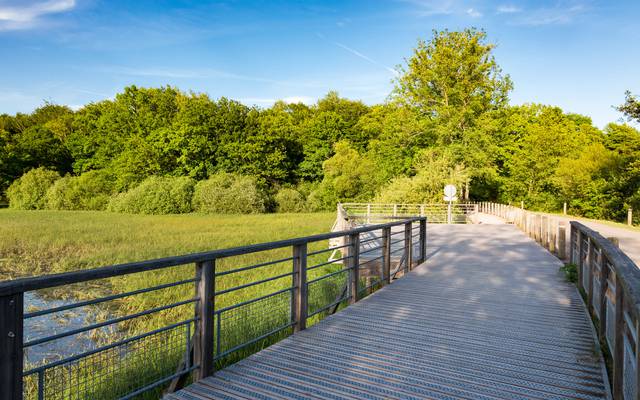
0, 210, 335, 280
0, 210, 348, 399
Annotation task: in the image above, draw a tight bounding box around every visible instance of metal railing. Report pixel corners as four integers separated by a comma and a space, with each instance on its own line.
481, 201, 640, 399
340, 202, 478, 224
0, 217, 427, 400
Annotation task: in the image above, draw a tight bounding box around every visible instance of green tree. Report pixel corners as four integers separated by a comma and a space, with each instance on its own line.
376, 149, 468, 203
501, 105, 603, 209
312, 141, 377, 208
299, 111, 348, 181
617, 91, 640, 122
393, 28, 512, 145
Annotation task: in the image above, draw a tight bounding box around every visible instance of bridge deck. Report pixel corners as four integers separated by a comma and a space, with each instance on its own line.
166, 224, 610, 400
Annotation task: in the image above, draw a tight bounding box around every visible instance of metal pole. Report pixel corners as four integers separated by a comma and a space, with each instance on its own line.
0, 293, 23, 400
292, 243, 308, 332
194, 260, 215, 380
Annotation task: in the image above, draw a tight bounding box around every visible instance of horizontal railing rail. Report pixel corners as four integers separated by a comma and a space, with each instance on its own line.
340, 202, 478, 224
0, 216, 427, 400
480, 201, 640, 399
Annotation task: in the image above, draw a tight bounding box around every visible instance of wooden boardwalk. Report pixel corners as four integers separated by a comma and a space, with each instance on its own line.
166, 224, 610, 400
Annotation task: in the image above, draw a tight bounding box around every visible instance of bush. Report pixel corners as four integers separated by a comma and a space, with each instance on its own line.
108, 176, 195, 214
560, 263, 578, 283
45, 170, 116, 210
193, 173, 266, 214
274, 188, 306, 213
6, 167, 60, 209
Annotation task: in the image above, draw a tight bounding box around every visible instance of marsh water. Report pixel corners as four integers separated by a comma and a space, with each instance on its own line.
24, 292, 110, 367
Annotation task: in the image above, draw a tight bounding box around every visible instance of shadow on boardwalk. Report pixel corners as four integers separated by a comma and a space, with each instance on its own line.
167, 224, 610, 400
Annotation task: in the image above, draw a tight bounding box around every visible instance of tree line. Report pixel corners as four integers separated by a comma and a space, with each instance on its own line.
2, 28, 640, 221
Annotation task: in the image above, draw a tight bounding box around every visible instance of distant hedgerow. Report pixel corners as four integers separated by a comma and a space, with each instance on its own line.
193, 173, 266, 214
108, 176, 195, 214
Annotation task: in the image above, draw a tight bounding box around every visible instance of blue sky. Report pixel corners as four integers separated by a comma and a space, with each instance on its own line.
0, 0, 638, 127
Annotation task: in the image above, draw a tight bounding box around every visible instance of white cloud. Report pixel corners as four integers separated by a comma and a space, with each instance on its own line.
497, 5, 521, 14
510, 2, 587, 26
0, 0, 75, 30
466, 8, 482, 18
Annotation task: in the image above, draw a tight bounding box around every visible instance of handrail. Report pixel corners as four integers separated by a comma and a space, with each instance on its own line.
0, 216, 427, 400
570, 221, 640, 399
0, 217, 422, 296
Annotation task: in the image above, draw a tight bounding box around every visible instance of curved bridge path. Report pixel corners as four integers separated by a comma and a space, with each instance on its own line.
166, 224, 610, 400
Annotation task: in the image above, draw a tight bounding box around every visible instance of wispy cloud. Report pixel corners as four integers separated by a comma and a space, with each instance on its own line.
399, 0, 456, 16
509, 2, 588, 26
496, 5, 521, 14
98, 66, 279, 84
466, 8, 482, 18
0, 0, 75, 31
334, 42, 399, 76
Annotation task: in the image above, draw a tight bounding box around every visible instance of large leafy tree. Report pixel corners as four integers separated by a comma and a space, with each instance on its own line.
393, 28, 512, 145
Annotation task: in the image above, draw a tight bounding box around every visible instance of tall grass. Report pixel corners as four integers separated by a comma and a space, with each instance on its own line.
1, 210, 343, 399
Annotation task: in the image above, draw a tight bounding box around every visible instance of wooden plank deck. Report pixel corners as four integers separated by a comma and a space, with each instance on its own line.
166, 224, 610, 400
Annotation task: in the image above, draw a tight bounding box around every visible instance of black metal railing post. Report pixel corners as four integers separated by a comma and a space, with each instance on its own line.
347, 232, 360, 304
382, 227, 391, 284
292, 243, 308, 332
0, 292, 23, 400
404, 222, 412, 271
419, 218, 427, 264
194, 259, 215, 380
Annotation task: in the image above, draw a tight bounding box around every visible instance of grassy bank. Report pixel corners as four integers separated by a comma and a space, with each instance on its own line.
1, 210, 343, 399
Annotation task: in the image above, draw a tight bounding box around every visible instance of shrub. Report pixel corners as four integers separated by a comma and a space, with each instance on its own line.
275, 188, 306, 213
45, 170, 116, 210
193, 173, 266, 214
107, 176, 195, 214
6, 167, 60, 209
560, 263, 578, 283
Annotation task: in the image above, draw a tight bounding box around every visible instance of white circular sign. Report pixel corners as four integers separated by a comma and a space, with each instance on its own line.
444, 184, 457, 198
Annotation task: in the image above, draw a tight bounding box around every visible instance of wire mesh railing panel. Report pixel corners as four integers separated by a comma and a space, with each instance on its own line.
24, 320, 191, 400
341, 203, 475, 224
215, 288, 292, 361
306, 269, 349, 318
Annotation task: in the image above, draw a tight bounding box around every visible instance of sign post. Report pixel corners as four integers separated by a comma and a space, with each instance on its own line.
443, 184, 457, 224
